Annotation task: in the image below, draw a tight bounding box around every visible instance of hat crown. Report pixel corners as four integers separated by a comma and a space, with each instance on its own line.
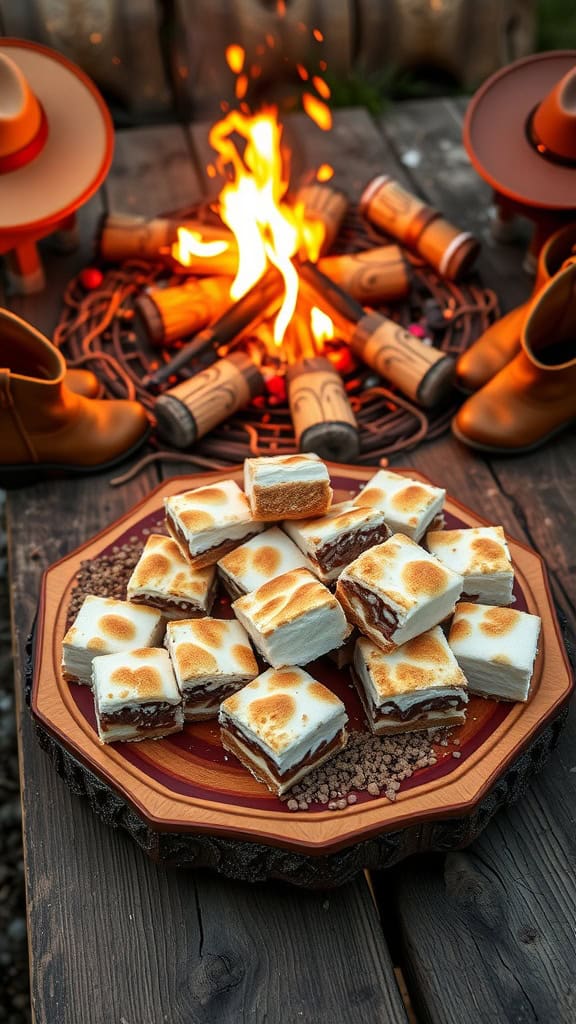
532, 66, 576, 163
0, 53, 42, 158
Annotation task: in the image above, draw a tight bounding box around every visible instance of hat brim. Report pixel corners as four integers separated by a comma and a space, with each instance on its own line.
464, 51, 576, 211
0, 39, 113, 234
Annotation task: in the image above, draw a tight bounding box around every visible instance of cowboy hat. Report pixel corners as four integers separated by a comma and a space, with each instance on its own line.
464, 51, 576, 211
0, 38, 113, 235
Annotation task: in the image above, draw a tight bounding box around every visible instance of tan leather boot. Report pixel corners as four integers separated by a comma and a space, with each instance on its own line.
66, 368, 100, 398
456, 222, 576, 392
0, 309, 149, 481
452, 259, 576, 452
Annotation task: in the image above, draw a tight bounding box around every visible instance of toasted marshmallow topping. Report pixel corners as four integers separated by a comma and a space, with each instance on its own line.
164, 479, 262, 557
354, 628, 468, 712
426, 527, 514, 605
448, 602, 541, 701
232, 567, 349, 667
92, 647, 181, 711
165, 617, 258, 687
353, 469, 445, 541
219, 666, 348, 771
244, 453, 329, 496
283, 500, 390, 565
127, 533, 216, 610
62, 596, 164, 655
218, 527, 308, 596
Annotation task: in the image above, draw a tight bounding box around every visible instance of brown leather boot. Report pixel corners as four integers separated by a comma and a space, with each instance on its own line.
0, 309, 149, 482
452, 259, 576, 452
66, 368, 100, 398
456, 222, 576, 392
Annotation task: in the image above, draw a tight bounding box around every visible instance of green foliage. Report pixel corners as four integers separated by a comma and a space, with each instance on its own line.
537, 0, 576, 49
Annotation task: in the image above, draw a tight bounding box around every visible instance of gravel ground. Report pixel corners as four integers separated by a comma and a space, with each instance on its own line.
0, 491, 31, 1023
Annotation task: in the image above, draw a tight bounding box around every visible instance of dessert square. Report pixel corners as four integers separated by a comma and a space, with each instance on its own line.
127, 533, 217, 618
232, 567, 349, 668
448, 602, 541, 702
244, 453, 332, 521
283, 501, 391, 583
164, 479, 263, 569
219, 666, 348, 795
217, 527, 308, 600
61, 595, 165, 686
165, 616, 259, 720
353, 469, 445, 541
352, 627, 469, 735
92, 647, 183, 743
426, 526, 514, 606
336, 534, 463, 651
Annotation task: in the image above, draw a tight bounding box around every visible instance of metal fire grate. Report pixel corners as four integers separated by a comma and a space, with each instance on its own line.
53, 203, 499, 468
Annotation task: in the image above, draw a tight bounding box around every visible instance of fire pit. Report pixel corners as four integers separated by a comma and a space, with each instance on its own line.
52, 44, 499, 468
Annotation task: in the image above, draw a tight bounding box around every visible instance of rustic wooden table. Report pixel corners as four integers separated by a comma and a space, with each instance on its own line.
5, 100, 576, 1023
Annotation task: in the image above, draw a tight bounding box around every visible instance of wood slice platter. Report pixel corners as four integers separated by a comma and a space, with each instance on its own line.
29, 466, 574, 886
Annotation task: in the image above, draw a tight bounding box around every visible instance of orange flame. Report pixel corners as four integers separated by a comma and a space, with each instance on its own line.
303, 93, 332, 131
310, 306, 335, 345
172, 228, 229, 264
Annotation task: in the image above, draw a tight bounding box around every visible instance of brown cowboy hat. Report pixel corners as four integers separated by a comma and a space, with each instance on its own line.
0, 38, 113, 235
464, 51, 576, 211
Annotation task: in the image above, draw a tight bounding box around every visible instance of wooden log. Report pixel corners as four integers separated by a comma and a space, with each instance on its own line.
296, 183, 349, 256
361, 175, 479, 281
318, 245, 410, 304
98, 212, 236, 263
154, 350, 264, 448
287, 355, 359, 462
135, 277, 232, 347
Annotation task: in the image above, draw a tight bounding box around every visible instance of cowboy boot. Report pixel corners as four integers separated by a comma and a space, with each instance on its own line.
66, 367, 100, 398
452, 259, 576, 452
456, 222, 576, 392
0, 309, 149, 482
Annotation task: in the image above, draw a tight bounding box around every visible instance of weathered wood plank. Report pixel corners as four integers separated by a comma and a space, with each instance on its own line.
104, 123, 204, 215
375, 98, 576, 1024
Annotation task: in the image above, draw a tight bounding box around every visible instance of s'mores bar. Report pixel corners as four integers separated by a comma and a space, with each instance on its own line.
165, 617, 258, 720
127, 534, 217, 618
449, 602, 541, 702
283, 501, 391, 583
61, 596, 165, 686
232, 567, 349, 668
217, 527, 308, 600
164, 479, 263, 569
353, 469, 445, 541
244, 453, 332, 521
219, 666, 348, 795
92, 647, 183, 743
426, 526, 514, 606
352, 628, 469, 735
336, 534, 463, 651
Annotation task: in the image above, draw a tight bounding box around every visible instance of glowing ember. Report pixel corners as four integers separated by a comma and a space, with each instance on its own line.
312, 76, 330, 99
310, 306, 335, 345
316, 163, 334, 182
225, 45, 245, 74
302, 93, 332, 130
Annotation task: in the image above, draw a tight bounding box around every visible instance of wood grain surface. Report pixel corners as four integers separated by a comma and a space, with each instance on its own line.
5, 100, 576, 1023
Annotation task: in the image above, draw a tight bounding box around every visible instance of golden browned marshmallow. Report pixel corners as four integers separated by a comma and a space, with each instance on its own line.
244, 453, 332, 521
164, 479, 264, 569
448, 602, 541, 702
426, 526, 514, 606
219, 666, 348, 795
165, 616, 258, 720
232, 567, 349, 668
353, 627, 468, 735
61, 596, 165, 686
127, 533, 217, 617
283, 500, 390, 582
217, 527, 308, 599
353, 469, 445, 541
92, 647, 183, 743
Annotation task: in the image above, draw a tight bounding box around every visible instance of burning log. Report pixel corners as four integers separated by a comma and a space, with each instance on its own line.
318, 245, 410, 304
98, 212, 237, 265
142, 269, 283, 390
296, 183, 349, 256
287, 355, 359, 462
298, 260, 455, 408
360, 175, 479, 282
154, 350, 264, 448
135, 277, 232, 347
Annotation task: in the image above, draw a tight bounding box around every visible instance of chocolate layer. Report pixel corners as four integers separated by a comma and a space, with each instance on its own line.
166, 512, 260, 568
315, 523, 390, 574
99, 701, 177, 732
129, 593, 205, 616
352, 668, 465, 733
339, 579, 399, 639
220, 717, 346, 788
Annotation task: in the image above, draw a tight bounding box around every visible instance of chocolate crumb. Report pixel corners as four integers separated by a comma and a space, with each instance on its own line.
287, 799, 299, 811
66, 538, 144, 627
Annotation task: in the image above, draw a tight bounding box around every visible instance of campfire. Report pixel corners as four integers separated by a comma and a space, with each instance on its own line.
56, 28, 497, 469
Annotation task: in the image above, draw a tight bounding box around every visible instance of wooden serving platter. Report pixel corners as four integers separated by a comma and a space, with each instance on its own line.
29, 466, 574, 886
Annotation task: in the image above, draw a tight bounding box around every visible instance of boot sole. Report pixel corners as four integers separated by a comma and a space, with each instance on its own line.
451, 417, 574, 455
0, 429, 151, 489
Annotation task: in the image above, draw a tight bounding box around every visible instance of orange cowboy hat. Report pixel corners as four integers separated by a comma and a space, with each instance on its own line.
464, 51, 576, 211
0, 38, 113, 236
